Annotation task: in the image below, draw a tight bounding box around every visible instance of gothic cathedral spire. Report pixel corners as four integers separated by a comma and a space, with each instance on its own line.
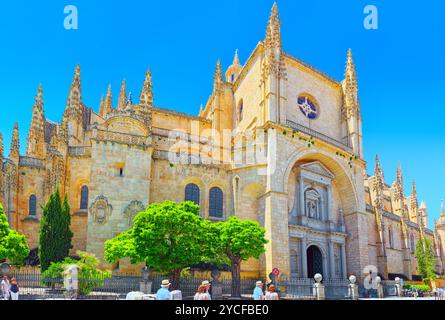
9, 122, 20, 162
343, 49, 359, 119
213, 60, 224, 95
0, 132, 3, 160
103, 85, 113, 115
140, 69, 154, 108
441, 199, 445, 217
117, 80, 127, 110
411, 180, 418, 210
342, 49, 363, 158
99, 84, 113, 117
67, 64, 82, 110
26, 85, 46, 158
265, 2, 281, 50
260, 3, 286, 126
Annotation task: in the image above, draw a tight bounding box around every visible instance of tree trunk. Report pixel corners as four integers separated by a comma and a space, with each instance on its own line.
231, 258, 241, 298
171, 268, 181, 291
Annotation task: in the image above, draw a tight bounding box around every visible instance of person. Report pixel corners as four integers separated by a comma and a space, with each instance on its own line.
1, 276, 10, 300
202, 280, 212, 300
156, 280, 172, 300
194, 285, 209, 300
439, 287, 445, 301
253, 281, 264, 300
9, 278, 19, 301
265, 284, 279, 300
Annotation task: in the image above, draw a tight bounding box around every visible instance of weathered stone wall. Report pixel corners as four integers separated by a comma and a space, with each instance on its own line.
86, 140, 151, 265
284, 56, 346, 143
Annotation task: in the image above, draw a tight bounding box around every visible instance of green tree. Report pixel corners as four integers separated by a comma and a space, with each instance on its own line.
39, 189, 73, 272
415, 237, 437, 284
105, 201, 207, 289
0, 203, 30, 265
211, 216, 268, 298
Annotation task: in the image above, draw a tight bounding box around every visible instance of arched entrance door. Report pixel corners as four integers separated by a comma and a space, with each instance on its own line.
307, 245, 323, 279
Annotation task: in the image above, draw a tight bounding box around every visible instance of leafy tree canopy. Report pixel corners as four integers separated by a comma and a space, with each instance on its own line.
105, 201, 207, 275
0, 203, 30, 265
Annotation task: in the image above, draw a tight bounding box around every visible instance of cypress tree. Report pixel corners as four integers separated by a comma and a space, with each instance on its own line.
39, 189, 73, 271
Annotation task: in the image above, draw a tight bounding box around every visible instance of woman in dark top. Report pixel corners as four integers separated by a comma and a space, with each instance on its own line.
9, 278, 19, 300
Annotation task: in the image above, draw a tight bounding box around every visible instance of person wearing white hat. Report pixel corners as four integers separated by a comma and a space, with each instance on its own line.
156, 280, 172, 300
201, 280, 212, 300
253, 281, 264, 300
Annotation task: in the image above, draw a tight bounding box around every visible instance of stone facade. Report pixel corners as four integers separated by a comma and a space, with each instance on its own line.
1, 4, 442, 281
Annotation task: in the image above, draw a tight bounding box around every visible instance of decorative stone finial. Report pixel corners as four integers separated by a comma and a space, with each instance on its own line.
314, 273, 322, 283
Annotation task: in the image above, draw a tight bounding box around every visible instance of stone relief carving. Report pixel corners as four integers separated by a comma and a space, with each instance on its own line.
123, 200, 145, 226
90, 195, 113, 225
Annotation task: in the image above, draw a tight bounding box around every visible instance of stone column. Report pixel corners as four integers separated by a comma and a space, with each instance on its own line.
301, 237, 308, 278
341, 243, 347, 279
313, 274, 325, 300
344, 211, 369, 283
348, 275, 359, 300
328, 241, 335, 279
326, 185, 332, 222
299, 177, 305, 216
263, 192, 291, 277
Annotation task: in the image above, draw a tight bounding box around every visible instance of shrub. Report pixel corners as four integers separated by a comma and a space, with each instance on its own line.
41, 251, 111, 295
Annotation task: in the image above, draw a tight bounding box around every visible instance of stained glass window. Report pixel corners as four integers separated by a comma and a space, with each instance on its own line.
80, 186, 89, 210
185, 183, 200, 205
298, 96, 318, 119
29, 195, 37, 216
209, 187, 223, 218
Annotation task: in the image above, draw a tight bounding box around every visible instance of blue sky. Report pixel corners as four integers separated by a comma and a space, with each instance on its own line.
0, 0, 444, 228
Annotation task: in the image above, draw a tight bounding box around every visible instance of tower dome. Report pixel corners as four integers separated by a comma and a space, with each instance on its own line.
225, 50, 243, 83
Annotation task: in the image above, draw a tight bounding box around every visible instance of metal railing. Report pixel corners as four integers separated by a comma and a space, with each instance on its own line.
285, 278, 315, 299
324, 279, 350, 300
286, 120, 352, 153
5, 269, 258, 300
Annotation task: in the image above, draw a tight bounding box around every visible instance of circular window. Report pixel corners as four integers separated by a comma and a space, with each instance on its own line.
298, 96, 318, 120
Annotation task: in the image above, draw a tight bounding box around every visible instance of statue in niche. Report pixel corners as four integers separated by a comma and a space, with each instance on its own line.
305, 188, 322, 220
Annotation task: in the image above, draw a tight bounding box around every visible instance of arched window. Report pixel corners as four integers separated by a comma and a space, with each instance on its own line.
209, 187, 223, 218
80, 186, 89, 210
185, 183, 200, 205
388, 227, 394, 249
411, 234, 415, 252
29, 195, 37, 217
238, 100, 244, 123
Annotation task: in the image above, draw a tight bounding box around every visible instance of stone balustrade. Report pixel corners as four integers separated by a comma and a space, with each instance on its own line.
19, 157, 45, 169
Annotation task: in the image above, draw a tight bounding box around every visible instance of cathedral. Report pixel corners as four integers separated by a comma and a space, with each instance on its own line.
1, 3, 445, 281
